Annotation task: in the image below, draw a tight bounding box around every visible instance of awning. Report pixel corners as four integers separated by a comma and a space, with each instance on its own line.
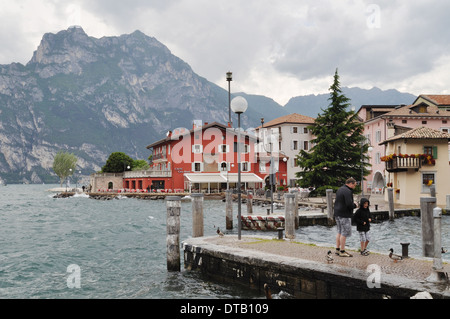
225, 173, 264, 183
184, 173, 264, 184
184, 173, 226, 183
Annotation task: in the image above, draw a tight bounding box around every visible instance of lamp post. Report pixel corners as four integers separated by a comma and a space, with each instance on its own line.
261, 118, 275, 214
231, 96, 248, 240
361, 139, 373, 197
226, 72, 233, 127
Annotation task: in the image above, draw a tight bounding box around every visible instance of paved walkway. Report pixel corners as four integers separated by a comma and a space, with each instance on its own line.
204, 235, 450, 283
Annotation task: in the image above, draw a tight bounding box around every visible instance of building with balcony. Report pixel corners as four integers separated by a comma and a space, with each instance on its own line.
357, 97, 450, 194
122, 121, 288, 193
379, 126, 450, 206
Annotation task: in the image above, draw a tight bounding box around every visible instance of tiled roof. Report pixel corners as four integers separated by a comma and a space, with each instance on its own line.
381, 126, 450, 145
382, 104, 450, 117
419, 95, 450, 106
258, 113, 315, 128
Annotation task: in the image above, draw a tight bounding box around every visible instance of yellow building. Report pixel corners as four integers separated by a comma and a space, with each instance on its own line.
380, 126, 450, 207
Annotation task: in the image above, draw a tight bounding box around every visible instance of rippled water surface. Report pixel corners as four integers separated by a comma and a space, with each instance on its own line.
0, 184, 448, 298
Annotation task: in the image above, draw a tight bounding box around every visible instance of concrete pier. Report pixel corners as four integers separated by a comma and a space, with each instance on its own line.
183, 235, 450, 299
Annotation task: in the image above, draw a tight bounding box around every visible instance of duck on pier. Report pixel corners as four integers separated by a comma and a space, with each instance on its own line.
389, 248, 403, 263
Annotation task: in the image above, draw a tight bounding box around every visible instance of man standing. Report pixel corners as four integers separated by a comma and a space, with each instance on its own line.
334, 178, 357, 257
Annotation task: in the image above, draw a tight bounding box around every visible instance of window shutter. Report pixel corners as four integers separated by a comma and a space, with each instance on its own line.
432, 146, 438, 159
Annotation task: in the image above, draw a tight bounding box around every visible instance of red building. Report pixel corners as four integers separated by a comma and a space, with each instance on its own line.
123, 121, 289, 193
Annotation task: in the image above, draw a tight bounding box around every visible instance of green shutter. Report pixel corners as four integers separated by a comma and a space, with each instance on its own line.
432, 146, 438, 159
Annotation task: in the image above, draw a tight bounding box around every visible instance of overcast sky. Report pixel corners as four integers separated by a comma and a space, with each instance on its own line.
1, 0, 449, 105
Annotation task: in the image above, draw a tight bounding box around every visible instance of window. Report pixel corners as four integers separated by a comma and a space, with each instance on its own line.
219, 162, 229, 172
192, 162, 203, 172
259, 161, 267, 172
241, 162, 251, 172
424, 146, 438, 159
303, 141, 309, 151
292, 141, 298, 150
192, 144, 203, 153
243, 144, 250, 154
422, 121, 427, 125
422, 173, 436, 193
292, 127, 298, 133
304, 127, 309, 134
219, 144, 229, 153
375, 130, 382, 143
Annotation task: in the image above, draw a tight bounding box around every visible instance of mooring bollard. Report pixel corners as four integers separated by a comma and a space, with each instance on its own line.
387, 188, 394, 221
226, 190, 233, 230
326, 189, 334, 225
247, 190, 253, 215
285, 193, 296, 239
277, 227, 284, 240
420, 197, 436, 257
426, 207, 448, 283
401, 243, 410, 259
192, 193, 204, 238
166, 196, 181, 272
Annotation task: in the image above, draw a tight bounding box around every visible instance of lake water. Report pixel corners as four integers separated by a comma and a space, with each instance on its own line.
0, 184, 448, 299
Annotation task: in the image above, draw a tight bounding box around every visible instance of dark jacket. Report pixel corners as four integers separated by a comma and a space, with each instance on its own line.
353, 198, 371, 232
333, 184, 356, 218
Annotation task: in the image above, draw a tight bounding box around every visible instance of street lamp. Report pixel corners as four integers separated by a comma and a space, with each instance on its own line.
361, 139, 373, 197
260, 118, 275, 214
226, 72, 233, 126
231, 96, 248, 240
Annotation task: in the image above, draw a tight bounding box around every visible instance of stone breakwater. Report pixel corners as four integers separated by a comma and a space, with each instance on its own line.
183, 235, 450, 299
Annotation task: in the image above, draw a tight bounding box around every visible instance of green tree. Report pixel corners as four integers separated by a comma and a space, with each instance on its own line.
53, 151, 78, 187
133, 159, 150, 171
101, 152, 134, 173
295, 69, 371, 195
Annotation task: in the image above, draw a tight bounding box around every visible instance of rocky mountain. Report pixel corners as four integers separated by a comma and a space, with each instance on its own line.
0, 27, 284, 184
0, 27, 417, 184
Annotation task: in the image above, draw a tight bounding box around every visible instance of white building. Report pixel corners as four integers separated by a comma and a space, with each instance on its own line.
256, 113, 316, 187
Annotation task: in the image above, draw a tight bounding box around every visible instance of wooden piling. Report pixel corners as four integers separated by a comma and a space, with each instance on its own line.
166, 196, 181, 272
285, 193, 296, 240
247, 190, 253, 215
388, 188, 394, 221
226, 190, 233, 230
192, 193, 204, 238
420, 197, 436, 258
326, 189, 334, 225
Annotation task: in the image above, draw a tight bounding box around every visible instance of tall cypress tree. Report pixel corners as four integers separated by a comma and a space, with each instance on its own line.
295, 69, 371, 195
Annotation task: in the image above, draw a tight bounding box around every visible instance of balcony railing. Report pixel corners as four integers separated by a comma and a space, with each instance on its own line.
153, 153, 167, 161
382, 153, 435, 173
124, 170, 172, 178
385, 157, 421, 172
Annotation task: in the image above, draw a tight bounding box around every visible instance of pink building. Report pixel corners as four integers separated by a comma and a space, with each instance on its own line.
357, 95, 450, 193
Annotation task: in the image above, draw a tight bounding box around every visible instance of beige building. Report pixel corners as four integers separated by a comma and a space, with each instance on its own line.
256, 113, 316, 187
380, 126, 450, 206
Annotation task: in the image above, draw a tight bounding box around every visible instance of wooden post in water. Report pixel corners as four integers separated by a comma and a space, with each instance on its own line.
285, 193, 296, 239
226, 190, 233, 230
247, 190, 253, 215
192, 193, 204, 238
326, 189, 334, 226
291, 189, 299, 229
387, 188, 394, 221
420, 197, 436, 258
166, 196, 181, 272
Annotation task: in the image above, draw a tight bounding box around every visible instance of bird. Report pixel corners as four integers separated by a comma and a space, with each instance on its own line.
389, 248, 403, 263
441, 247, 448, 254
326, 250, 334, 263
217, 227, 224, 237
264, 283, 272, 299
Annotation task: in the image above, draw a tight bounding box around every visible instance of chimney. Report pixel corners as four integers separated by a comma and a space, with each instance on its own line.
386, 120, 395, 139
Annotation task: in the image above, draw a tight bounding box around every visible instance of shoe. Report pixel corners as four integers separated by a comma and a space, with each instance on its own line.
335, 249, 340, 256
339, 251, 353, 257
361, 249, 370, 256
